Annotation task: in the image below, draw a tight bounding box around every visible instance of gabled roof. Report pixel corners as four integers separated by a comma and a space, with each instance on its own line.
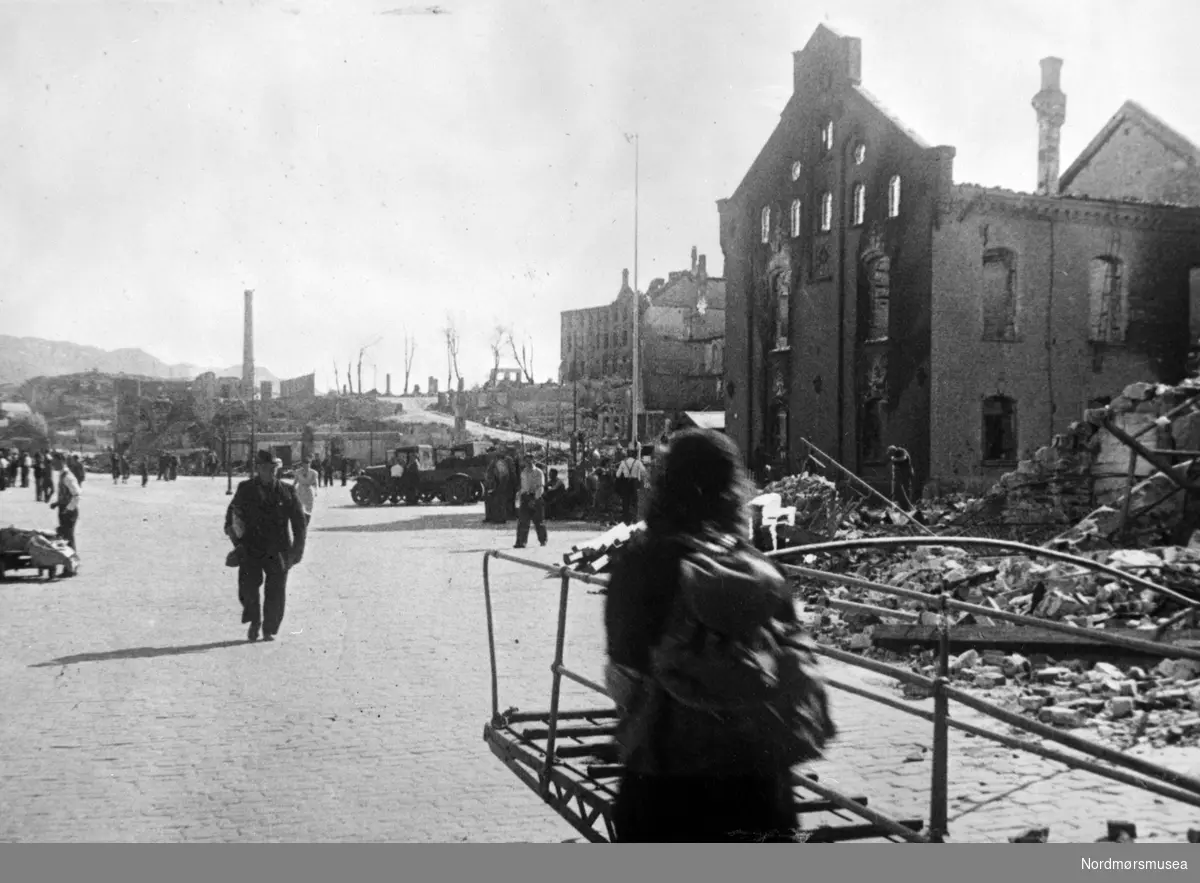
649, 275, 726, 311
1059, 100, 1200, 190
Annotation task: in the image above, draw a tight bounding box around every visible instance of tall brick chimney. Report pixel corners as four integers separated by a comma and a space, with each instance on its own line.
698, 254, 707, 280
1032, 57, 1067, 196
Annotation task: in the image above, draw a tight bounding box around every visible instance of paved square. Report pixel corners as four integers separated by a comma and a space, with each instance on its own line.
1, 477, 1197, 841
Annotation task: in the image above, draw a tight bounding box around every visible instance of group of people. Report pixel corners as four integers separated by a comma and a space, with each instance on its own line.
309, 454, 348, 487
0, 447, 85, 556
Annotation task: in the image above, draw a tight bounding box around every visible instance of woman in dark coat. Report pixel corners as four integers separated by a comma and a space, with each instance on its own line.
603, 429, 801, 843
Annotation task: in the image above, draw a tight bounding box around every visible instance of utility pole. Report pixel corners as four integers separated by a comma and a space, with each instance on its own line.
628, 132, 641, 449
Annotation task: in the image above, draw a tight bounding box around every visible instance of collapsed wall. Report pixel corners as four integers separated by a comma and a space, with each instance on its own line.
957, 377, 1200, 547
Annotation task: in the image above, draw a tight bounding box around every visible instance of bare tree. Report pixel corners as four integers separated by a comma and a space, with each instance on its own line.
332, 359, 340, 395
356, 336, 383, 395
506, 327, 535, 384
346, 358, 354, 395
489, 324, 506, 377
402, 329, 417, 395
443, 314, 461, 390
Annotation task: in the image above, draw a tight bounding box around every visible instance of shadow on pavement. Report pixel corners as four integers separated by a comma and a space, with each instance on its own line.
29, 639, 251, 668
316, 513, 602, 533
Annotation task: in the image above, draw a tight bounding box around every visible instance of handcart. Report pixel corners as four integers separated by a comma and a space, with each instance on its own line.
480, 549, 929, 843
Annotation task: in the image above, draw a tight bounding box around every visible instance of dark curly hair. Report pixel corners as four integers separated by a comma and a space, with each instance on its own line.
644, 428, 752, 537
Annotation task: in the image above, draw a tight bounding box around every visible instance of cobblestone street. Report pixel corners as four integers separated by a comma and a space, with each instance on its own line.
2, 477, 1198, 842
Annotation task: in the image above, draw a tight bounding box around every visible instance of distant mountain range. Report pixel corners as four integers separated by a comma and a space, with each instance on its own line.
0, 335, 281, 390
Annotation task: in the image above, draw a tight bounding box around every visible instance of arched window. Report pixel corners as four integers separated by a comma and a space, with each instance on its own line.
820, 120, 833, 153
982, 248, 1017, 341
790, 198, 802, 238
887, 176, 901, 217
819, 192, 832, 232
1089, 256, 1127, 343
852, 184, 866, 226
760, 205, 771, 244
982, 396, 1018, 464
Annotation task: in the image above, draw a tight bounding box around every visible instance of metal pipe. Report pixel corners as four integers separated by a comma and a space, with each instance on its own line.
791, 772, 930, 843
822, 597, 920, 622
482, 551, 500, 721
801, 438, 936, 535
811, 643, 936, 689
541, 569, 573, 796
489, 549, 611, 587
929, 594, 950, 842
553, 664, 611, 699
769, 535, 1194, 607
943, 683, 1200, 798
823, 677, 1200, 811
782, 562, 1200, 662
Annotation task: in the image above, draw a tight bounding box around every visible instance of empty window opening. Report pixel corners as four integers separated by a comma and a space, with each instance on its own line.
791, 161, 803, 181
761, 206, 771, 244
820, 120, 834, 153
1089, 256, 1128, 343
860, 399, 886, 464
852, 184, 866, 226
771, 406, 789, 463
790, 198, 802, 238
982, 396, 1017, 464
887, 176, 901, 218
981, 248, 1017, 341
820, 192, 832, 232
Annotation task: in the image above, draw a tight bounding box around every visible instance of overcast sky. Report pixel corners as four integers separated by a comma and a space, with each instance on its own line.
2, 0, 1197, 392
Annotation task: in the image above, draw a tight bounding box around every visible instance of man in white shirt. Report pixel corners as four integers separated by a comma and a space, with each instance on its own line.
48, 452, 81, 554
293, 459, 319, 526
513, 455, 548, 549
615, 447, 648, 525
389, 452, 405, 500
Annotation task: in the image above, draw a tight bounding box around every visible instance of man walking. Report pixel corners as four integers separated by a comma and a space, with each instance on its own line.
224, 451, 307, 643
615, 447, 648, 525
323, 456, 334, 488
48, 452, 81, 555
513, 455, 548, 549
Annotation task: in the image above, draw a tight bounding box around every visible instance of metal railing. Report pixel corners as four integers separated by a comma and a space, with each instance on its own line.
482, 536, 1200, 843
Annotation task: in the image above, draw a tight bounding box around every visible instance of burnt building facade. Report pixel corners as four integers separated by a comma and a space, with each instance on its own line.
720, 24, 1200, 497
559, 270, 638, 382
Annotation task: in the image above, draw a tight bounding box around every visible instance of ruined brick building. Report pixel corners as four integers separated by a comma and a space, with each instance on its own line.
719, 24, 1200, 497
560, 247, 726, 427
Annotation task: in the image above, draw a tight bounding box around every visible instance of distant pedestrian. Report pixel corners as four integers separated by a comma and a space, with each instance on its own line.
32, 451, 46, 501
19, 452, 30, 488
340, 456, 349, 487
168, 454, 178, 481
48, 452, 81, 556
513, 456, 548, 549
140, 456, 149, 487
120, 453, 130, 483
323, 456, 334, 487
615, 448, 649, 525
224, 451, 307, 643
111, 451, 120, 484
67, 454, 85, 485
293, 459, 319, 527
312, 455, 324, 488
39, 452, 55, 501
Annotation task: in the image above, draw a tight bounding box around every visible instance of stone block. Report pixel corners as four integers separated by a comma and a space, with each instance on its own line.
1018, 694, 1048, 712
1108, 696, 1134, 719
1038, 706, 1084, 728
1034, 667, 1071, 684
1122, 382, 1155, 401
975, 672, 1006, 689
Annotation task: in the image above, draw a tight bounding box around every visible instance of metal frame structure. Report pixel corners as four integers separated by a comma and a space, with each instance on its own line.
481, 549, 927, 843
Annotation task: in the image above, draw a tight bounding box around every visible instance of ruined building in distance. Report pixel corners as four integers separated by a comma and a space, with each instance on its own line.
718, 24, 1200, 497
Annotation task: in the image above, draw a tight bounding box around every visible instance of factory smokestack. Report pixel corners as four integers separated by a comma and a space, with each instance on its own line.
243, 290, 255, 398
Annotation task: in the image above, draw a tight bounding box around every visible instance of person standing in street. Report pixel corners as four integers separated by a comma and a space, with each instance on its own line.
324, 456, 334, 488
615, 447, 649, 525
140, 455, 149, 487
224, 451, 307, 643
32, 451, 45, 501
19, 451, 30, 488
293, 458, 319, 528
48, 452, 81, 555
513, 455, 548, 549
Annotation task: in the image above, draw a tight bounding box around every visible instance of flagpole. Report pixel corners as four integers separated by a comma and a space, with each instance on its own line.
630, 132, 640, 449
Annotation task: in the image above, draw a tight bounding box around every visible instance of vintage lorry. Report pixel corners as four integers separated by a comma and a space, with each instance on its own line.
349, 441, 491, 506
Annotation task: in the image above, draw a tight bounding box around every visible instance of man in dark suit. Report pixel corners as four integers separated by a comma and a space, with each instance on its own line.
225, 450, 307, 643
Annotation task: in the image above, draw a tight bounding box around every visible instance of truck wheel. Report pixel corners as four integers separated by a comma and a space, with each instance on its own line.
445, 475, 470, 506
350, 482, 375, 506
